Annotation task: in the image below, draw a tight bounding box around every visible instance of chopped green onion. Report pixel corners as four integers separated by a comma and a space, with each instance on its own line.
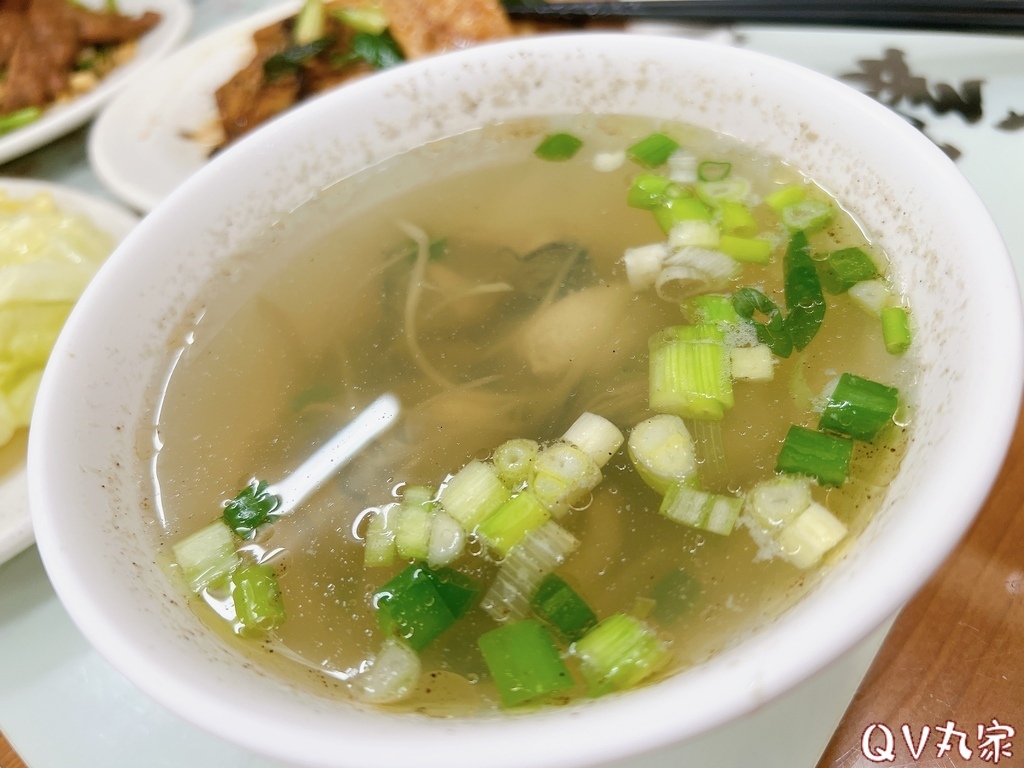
683, 294, 740, 326
529, 442, 602, 517
847, 278, 896, 317
776, 425, 853, 486
627, 414, 697, 494
172, 520, 240, 594
717, 200, 757, 234
479, 620, 575, 707
718, 234, 773, 264
427, 566, 480, 619
223, 478, 282, 538
481, 522, 578, 622
231, 562, 286, 637
817, 247, 880, 294
729, 344, 775, 381
783, 230, 826, 352
818, 373, 899, 441
364, 504, 399, 567
573, 613, 670, 696
776, 502, 847, 568
652, 197, 712, 234
530, 573, 597, 642
648, 324, 734, 420
561, 411, 624, 469
374, 563, 456, 651
697, 160, 732, 182
668, 220, 720, 249
765, 184, 806, 212
292, 0, 325, 44
622, 243, 669, 290
426, 510, 465, 569
627, 132, 680, 168
351, 638, 421, 704
650, 567, 702, 625
881, 306, 912, 355
696, 178, 751, 206
659, 483, 742, 535
438, 459, 510, 529
492, 438, 540, 489
395, 503, 432, 561
535, 133, 583, 162
402, 484, 436, 507
477, 491, 551, 557
627, 173, 679, 210
745, 475, 813, 531
731, 287, 793, 358
780, 199, 834, 233
0, 107, 43, 136
331, 5, 388, 34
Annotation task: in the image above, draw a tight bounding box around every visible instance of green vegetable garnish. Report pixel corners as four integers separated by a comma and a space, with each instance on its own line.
881, 306, 912, 355
783, 231, 826, 352
818, 246, 880, 294
776, 425, 853, 486
264, 37, 334, 80
530, 573, 597, 642
534, 132, 583, 161
818, 373, 899, 441
479, 620, 574, 707
374, 563, 457, 651
223, 479, 282, 538
626, 173, 679, 210
231, 562, 287, 637
0, 107, 42, 136
346, 30, 404, 70
627, 132, 679, 168
732, 287, 793, 358
697, 160, 731, 182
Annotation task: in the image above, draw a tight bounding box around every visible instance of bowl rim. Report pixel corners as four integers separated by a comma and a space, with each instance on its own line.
29, 31, 1024, 768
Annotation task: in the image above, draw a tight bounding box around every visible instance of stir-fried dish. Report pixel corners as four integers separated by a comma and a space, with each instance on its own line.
212, 0, 516, 150
0, 0, 161, 135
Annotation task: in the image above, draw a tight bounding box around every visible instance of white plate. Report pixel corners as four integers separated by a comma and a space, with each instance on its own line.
0, 179, 138, 565
89, 0, 301, 212
0, 0, 193, 167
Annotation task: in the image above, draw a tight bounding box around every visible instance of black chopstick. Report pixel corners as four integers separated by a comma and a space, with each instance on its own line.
503, 1, 1024, 34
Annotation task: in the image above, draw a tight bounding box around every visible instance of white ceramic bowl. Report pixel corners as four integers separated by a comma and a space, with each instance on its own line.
29, 33, 1023, 768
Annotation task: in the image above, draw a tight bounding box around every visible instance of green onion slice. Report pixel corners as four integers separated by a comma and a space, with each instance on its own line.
776, 425, 853, 487
223, 479, 282, 538
783, 230, 826, 352
627, 132, 680, 168
818, 373, 899, 441
535, 132, 583, 161
697, 160, 732, 182
731, 287, 793, 358
479, 620, 575, 707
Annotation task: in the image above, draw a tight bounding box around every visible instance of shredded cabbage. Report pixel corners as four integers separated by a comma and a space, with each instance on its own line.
0, 191, 113, 446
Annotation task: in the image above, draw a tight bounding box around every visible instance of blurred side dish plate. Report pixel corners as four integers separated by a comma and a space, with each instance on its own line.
0, 178, 137, 564
88, 0, 581, 210
0, 0, 191, 165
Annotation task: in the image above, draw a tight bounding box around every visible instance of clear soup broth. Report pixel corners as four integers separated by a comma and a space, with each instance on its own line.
149, 115, 913, 714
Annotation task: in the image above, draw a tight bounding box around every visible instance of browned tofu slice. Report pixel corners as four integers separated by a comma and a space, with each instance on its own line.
381, 0, 512, 58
